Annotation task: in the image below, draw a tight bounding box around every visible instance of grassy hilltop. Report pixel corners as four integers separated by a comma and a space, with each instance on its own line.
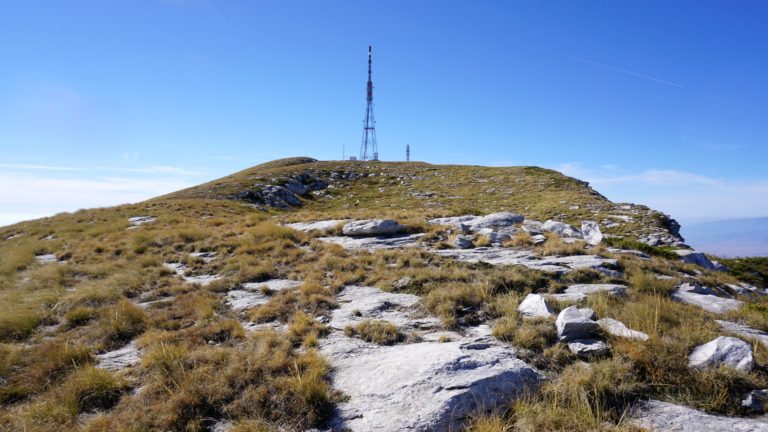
0, 157, 767, 431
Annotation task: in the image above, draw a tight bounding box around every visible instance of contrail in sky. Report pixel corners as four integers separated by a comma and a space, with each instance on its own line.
557, 52, 686, 88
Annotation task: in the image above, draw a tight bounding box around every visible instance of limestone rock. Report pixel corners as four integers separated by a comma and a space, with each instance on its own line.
97, 342, 141, 371
226, 279, 302, 311
432, 248, 618, 274
597, 318, 649, 341
321, 332, 544, 432
716, 320, 768, 349
743, 389, 768, 413
550, 284, 627, 302
343, 219, 406, 236
517, 294, 553, 319
453, 235, 475, 249
542, 220, 583, 238
581, 221, 603, 245
672, 283, 743, 314
330, 285, 440, 331
318, 234, 424, 251
35, 253, 57, 264
567, 339, 608, 356
530, 234, 547, 245
674, 249, 719, 270
556, 306, 599, 342
630, 399, 768, 432
688, 336, 753, 373
286, 219, 348, 232
466, 212, 524, 230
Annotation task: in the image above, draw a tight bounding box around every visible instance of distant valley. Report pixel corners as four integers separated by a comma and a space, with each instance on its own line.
683, 217, 768, 257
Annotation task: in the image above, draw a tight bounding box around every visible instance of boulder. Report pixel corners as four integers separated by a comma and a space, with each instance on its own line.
466, 212, 524, 230
630, 399, 768, 432
688, 336, 753, 373
674, 249, 719, 270
453, 235, 475, 249
556, 306, 599, 342
597, 318, 649, 341
581, 221, 603, 245
343, 219, 406, 236
286, 220, 348, 232
517, 294, 553, 319
542, 220, 583, 238
567, 339, 608, 356
742, 389, 768, 413
530, 234, 547, 245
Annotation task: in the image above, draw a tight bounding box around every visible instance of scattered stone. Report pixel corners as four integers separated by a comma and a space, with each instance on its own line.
517, 294, 553, 319
226, 279, 302, 311
530, 234, 547, 245
688, 336, 753, 373
466, 212, 524, 230
453, 235, 475, 249
743, 389, 768, 413
672, 283, 743, 314
581, 221, 603, 245
597, 318, 649, 341
286, 219, 348, 232
567, 339, 608, 356
97, 342, 141, 371
549, 284, 627, 302
716, 320, 768, 350
35, 253, 57, 264
630, 399, 768, 432
190, 251, 217, 262
556, 306, 599, 342
542, 220, 582, 238
392, 276, 412, 290
163, 262, 223, 286
342, 219, 406, 236
727, 283, 767, 297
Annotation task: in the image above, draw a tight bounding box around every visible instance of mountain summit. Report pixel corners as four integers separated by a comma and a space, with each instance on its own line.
1, 158, 767, 431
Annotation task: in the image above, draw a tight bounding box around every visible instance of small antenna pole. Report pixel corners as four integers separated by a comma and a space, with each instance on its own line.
406, 144, 410, 162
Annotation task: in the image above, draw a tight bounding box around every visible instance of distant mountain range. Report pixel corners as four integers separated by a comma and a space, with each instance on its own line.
682, 217, 768, 258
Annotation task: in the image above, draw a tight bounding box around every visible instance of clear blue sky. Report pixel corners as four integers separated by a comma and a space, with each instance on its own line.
1, 1, 767, 227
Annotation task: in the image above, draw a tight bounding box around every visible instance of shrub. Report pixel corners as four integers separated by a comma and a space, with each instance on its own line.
344, 320, 403, 345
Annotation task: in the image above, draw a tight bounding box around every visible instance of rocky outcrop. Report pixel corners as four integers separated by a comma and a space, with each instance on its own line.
231, 172, 328, 209
318, 234, 424, 251
672, 283, 743, 314
286, 219, 348, 232
97, 342, 141, 371
163, 262, 222, 286
226, 279, 302, 312
342, 219, 406, 236
630, 399, 768, 432
743, 389, 768, 413
453, 235, 475, 249
556, 307, 599, 342
517, 294, 553, 319
433, 248, 618, 274
674, 249, 719, 270
688, 336, 754, 373
428, 212, 524, 231
597, 318, 649, 341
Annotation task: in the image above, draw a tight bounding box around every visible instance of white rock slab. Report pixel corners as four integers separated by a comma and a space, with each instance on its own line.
226, 279, 302, 311
630, 399, 768, 432
567, 339, 608, 356
97, 342, 141, 371
432, 248, 617, 274
598, 318, 649, 341
672, 283, 744, 314
163, 262, 223, 286
716, 320, 768, 350
517, 294, 553, 319
321, 331, 544, 432
342, 219, 406, 236
330, 285, 440, 331
542, 220, 583, 238
688, 336, 753, 373
35, 253, 57, 264
286, 219, 348, 232
318, 234, 424, 251
549, 284, 627, 302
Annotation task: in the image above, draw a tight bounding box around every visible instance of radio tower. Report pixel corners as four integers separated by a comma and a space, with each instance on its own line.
360, 45, 378, 161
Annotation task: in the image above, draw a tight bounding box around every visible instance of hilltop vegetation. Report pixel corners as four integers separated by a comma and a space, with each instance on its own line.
0, 158, 765, 431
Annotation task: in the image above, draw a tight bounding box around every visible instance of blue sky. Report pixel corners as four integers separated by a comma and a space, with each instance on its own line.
1, 0, 767, 227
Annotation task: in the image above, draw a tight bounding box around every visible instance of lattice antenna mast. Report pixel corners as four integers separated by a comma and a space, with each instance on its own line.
360, 45, 378, 161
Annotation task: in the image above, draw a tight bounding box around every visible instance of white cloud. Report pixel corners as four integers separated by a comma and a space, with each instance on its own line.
0, 171, 195, 227
554, 163, 768, 223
